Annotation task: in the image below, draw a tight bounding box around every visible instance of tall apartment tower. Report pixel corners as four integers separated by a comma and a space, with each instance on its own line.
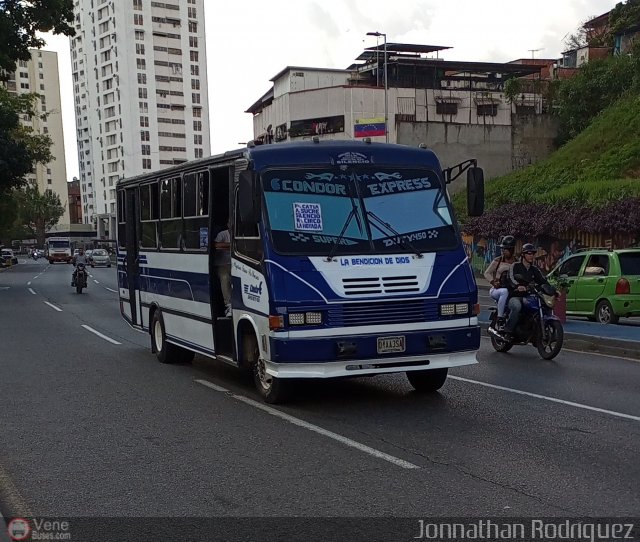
71, 0, 211, 238
4, 50, 70, 233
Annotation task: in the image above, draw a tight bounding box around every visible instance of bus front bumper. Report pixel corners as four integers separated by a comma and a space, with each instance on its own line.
263, 349, 478, 379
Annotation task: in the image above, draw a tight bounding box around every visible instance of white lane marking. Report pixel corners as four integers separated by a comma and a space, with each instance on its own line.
195, 379, 420, 469
106, 287, 118, 293
81, 324, 122, 345
195, 379, 229, 393
28, 288, 36, 295
449, 375, 640, 422
94, 280, 100, 284
44, 301, 62, 312
27, 281, 31, 285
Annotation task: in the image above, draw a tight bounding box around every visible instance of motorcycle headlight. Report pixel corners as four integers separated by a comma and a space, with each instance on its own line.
542, 293, 556, 308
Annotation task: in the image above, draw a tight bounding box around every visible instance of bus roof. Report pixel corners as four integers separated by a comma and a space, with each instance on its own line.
117, 141, 443, 188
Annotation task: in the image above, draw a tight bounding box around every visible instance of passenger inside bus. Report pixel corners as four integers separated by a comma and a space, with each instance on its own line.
214, 220, 231, 316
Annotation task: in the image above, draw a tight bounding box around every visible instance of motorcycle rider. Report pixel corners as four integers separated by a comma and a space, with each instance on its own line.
71, 247, 88, 286
484, 235, 517, 329
501, 243, 550, 341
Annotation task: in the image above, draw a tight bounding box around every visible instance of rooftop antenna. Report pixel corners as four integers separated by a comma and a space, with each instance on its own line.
528, 48, 544, 59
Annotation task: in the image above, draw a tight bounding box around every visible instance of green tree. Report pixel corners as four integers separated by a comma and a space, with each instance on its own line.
0, 0, 74, 77
609, 0, 640, 43
18, 183, 64, 246
0, 87, 53, 195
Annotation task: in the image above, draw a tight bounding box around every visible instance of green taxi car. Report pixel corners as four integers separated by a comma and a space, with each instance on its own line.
548, 248, 640, 324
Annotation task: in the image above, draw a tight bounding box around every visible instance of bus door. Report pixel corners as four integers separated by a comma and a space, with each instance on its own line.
125, 187, 142, 327
209, 165, 234, 358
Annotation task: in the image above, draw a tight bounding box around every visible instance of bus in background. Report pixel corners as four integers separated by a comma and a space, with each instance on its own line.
45, 236, 72, 264
116, 140, 484, 403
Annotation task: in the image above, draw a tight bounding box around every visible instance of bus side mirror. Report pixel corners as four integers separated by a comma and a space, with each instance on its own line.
467, 167, 484, 217
238, 170, 260, 223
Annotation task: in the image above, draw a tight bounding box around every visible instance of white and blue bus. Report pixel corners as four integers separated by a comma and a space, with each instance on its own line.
117, 140, 484, 403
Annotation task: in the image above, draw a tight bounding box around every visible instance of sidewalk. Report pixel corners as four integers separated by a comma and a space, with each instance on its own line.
475, 276, 640, 360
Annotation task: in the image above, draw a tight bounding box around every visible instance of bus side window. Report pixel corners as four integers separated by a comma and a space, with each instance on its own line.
234, 197, 262, 261
140, 183, 158, 249
117, 190, 126, 249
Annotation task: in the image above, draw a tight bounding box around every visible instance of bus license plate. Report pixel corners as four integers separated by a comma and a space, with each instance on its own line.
377, 336, 405, 354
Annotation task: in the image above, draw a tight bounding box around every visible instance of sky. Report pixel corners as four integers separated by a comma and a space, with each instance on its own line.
41, 0, 616, 181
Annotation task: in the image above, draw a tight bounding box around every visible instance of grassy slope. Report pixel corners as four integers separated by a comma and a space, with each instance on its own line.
453, 94, 640, 215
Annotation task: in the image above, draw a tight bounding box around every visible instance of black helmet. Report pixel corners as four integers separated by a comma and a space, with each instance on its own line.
499, 235, 516, 250
522, 243, 536, 254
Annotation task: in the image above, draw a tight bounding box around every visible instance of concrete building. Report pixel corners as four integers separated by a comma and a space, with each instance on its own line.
247, 44, 559, 192
4, 50, 70, 232
71, 0, 211, 238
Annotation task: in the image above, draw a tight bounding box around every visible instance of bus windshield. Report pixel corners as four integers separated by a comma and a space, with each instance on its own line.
48, 240, 70, 249
262, 166, 457, 256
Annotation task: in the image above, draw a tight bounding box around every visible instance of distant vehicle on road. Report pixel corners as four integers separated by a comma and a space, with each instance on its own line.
45, 237, 72, 264
89, 248, 111, 267
1, 248, 18, 265
548, 248, 640, 324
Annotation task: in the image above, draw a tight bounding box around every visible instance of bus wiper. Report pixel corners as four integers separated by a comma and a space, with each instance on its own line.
366, 211, 423, 258
326, 198, 363, 261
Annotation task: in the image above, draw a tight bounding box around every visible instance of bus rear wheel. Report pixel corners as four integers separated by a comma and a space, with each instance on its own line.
406, 368, 448, 393
151, 310, 192, 364
245, 333, 291, 404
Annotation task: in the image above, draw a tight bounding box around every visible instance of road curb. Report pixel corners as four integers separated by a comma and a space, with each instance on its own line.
479, 322, 640, 360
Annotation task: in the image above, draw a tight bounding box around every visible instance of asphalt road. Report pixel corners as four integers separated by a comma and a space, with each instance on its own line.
1, 258, 639, 525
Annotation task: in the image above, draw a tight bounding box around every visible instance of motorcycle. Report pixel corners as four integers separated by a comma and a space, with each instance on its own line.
488, 281, 564, 360
73, 263, 88, 294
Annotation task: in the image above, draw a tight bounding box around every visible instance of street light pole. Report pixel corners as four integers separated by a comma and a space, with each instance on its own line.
367, 31, 388, 142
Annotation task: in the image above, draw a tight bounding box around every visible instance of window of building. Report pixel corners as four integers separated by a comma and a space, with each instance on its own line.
136, 58, 146, 70
477, 103, 498, 117
139, 102, 148, 113
134, 14, 143, 25
191, 78, 200, 90
141, 144, 150, 155
140, 116, 149, 127
194, 148, 203, 158
188, 7, 196, 18
138, 87, 148, 99
135, 30, 144, 40
193, 120, 202, 131
133, 0, 142, 10
137, 73, 147, 84
194, 134, 202, 145
192, 107, 201, 117
188, 21, 197, 32
192, 93, 200, 104
142, 158, 152, 169
190, 64, 199, 76
136, 43, 145, 54
140, 130, 150, 141
436, 101, 458, 115
189, 36, 198, 48
189, 51, 198, 62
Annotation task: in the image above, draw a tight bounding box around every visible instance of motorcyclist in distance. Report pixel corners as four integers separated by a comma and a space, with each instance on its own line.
484, 235, 517, 329
72, 247, 88, 286
501, 243, 550, 341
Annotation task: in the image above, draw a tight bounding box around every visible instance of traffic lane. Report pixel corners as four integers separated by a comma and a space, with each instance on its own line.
240, 367, 640, 516
452, 339, 640, 418
22, 258, 148, 350
0, 291, 564, 518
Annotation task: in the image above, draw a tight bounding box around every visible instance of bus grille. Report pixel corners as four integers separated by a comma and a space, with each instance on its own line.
327, 299, 439, 326
342, 275, 420, 295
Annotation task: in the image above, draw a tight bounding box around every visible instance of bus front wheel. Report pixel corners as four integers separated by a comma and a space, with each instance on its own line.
406, 368, 448, 393
245, 333, 291, 404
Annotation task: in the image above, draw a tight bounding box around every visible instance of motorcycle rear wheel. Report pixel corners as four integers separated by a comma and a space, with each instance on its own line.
536, 320, 563, 360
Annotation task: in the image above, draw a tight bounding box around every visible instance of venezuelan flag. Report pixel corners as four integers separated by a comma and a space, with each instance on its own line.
354, 117, 386, 138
